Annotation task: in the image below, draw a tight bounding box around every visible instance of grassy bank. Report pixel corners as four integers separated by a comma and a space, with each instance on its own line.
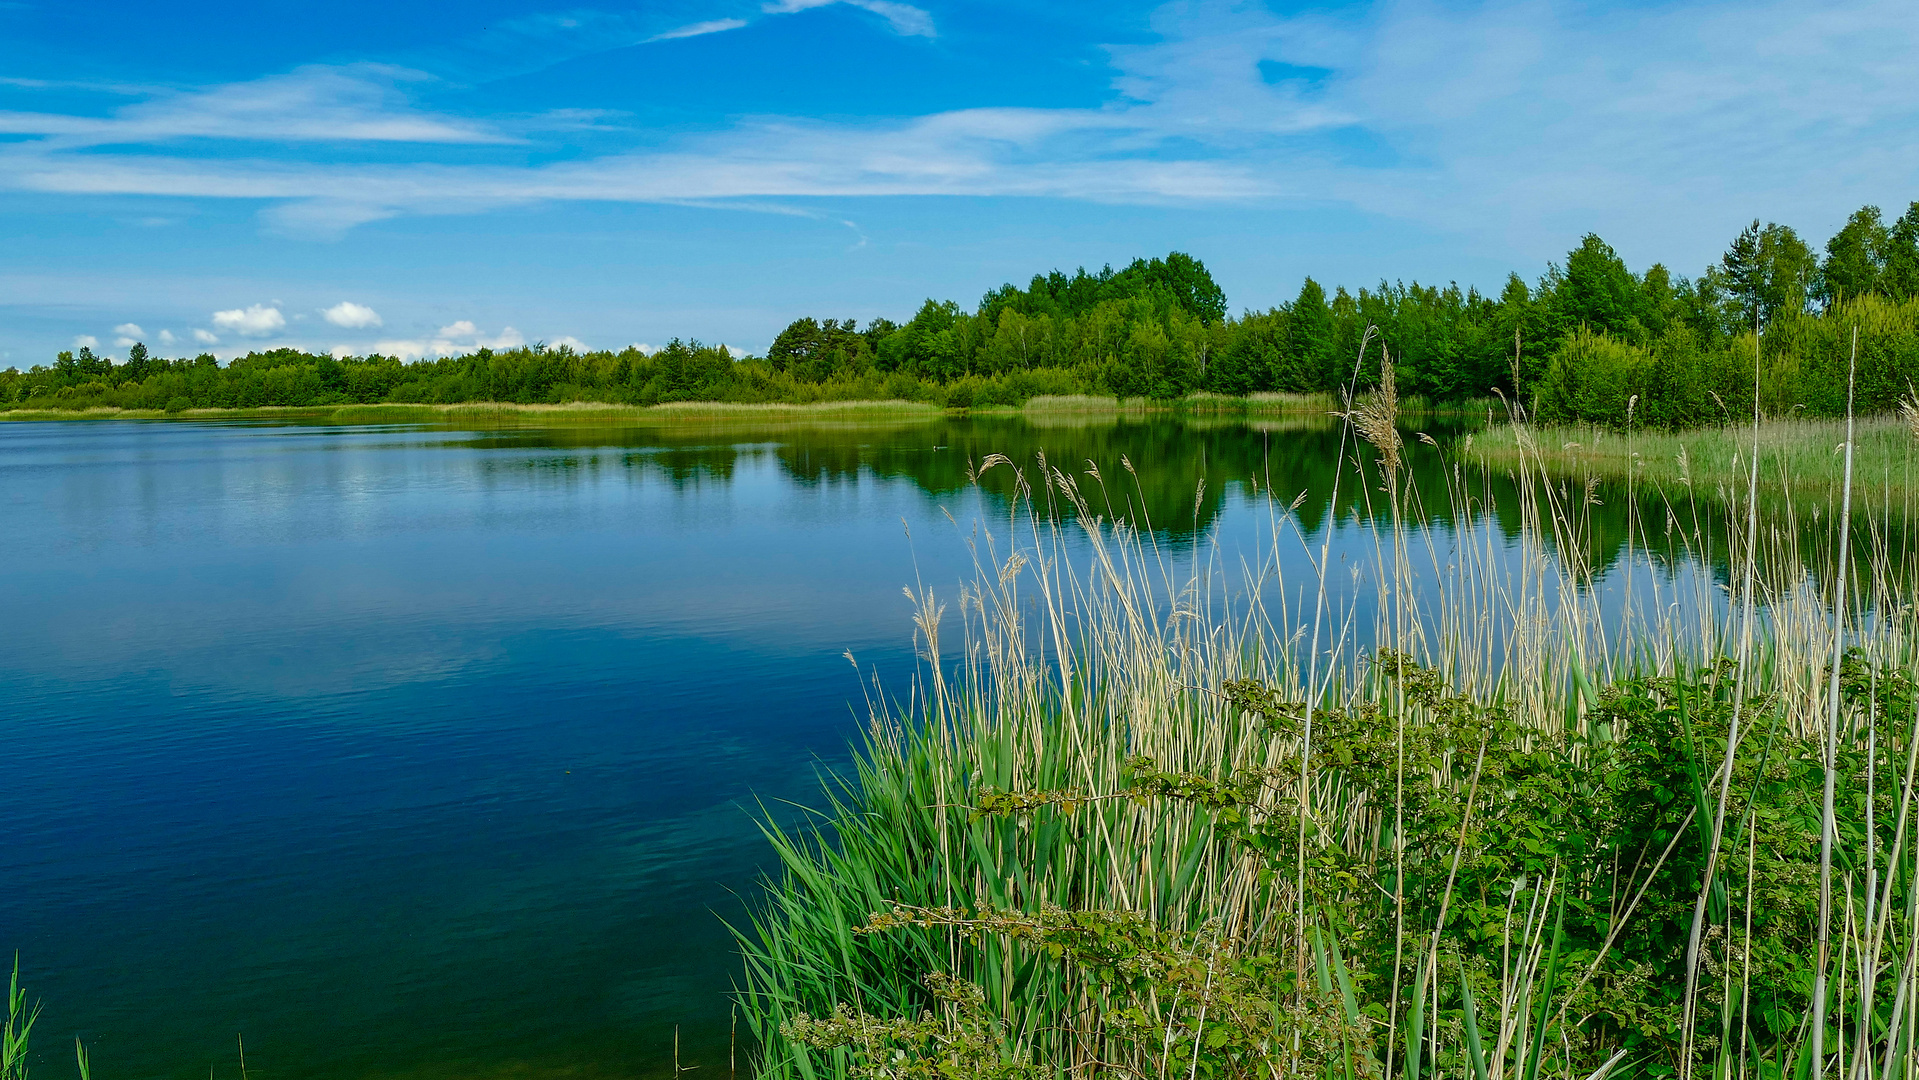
738, 379, 1919, 1078
1469, 412, 1919, 505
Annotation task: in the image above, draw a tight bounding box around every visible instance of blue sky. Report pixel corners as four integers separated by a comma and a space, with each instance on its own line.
2, 0, 1916, 365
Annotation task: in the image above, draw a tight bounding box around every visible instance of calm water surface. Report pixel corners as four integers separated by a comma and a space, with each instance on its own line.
3, 413, 1705, 1080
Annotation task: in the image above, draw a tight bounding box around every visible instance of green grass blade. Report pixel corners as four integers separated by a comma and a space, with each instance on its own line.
1461, 970, 1490, 1080
1524, 897, 1568, 1080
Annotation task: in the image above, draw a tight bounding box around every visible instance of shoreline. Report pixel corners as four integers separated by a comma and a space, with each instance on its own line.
0, 392, 1491, 424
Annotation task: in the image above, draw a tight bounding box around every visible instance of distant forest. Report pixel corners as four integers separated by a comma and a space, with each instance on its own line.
7, 204, 1919, 427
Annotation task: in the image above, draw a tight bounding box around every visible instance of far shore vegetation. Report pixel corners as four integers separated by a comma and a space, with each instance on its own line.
8, 203, 1919, 426
0, 391, 1486, 424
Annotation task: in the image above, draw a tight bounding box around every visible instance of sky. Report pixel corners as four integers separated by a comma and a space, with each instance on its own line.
2, 0, 1916, 366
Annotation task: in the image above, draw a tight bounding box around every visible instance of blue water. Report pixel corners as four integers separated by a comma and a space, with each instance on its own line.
0, 420, 1014, 1080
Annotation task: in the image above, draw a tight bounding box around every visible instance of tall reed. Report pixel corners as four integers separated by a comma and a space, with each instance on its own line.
737, 322, 1919, 1080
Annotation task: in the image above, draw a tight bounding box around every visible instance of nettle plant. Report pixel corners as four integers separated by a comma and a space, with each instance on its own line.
785, 651, 1916, 1080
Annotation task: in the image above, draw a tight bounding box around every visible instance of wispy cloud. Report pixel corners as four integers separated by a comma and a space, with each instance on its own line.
649, 17, 748, 42
0, 75, 156, 94
0, 64, 509, 147
1317, 0, 1919, 252
419, 1, 934, 87
4, 0, 1916, 261
762, 0, 935, 38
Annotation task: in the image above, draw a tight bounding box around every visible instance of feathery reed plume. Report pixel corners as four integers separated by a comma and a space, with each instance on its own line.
1352, 349, 1403, 478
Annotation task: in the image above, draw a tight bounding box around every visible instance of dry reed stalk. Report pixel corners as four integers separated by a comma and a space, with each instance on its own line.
1814, 325, 1859, 1080
1680, 314, 1768, 1077
1348, 346, 1415, 1070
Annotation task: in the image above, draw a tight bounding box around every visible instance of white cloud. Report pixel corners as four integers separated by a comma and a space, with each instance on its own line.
211, 304, 286, 337
158, 329, 176, 345
72, 334, 98, 349
192, 328, 219, 345
763, 0, 935, 38
550, 335, 590, 352
374, 323, 528, 361
372, 339, 426, 360
113, 322, 143, 337
649, 18, 748, 42
629, 342, 659, 354
322, 301, 382, 329
113, 336, 139, 349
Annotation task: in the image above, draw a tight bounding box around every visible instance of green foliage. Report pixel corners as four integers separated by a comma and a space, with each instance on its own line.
1887, 203, 1919, 300
1763, 293, 1919, 416
837, 904, 1351, 1080
768, 318, 883, 381
1532, 322, 1761, 428
753, 645, 1919, 1080
1821, 207, 1891, 305
1550, 234, 1648, 342
784, 971, 1044, 1080
12, 226, 1919, 422
1713, 220, 1819, 330
1535, 328, 1653, 427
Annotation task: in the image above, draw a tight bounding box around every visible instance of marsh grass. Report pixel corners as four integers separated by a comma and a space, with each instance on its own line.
1469, 416, 1919, 509
1246, 390, 1491, 418
739, 327, 1919, 1080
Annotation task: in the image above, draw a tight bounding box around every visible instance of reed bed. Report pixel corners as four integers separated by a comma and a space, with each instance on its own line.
1468, 415, 1919, 509
738, 337, 1919, 1080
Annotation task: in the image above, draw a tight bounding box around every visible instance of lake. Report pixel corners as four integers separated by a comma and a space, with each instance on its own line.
1, 412, 1713, 1080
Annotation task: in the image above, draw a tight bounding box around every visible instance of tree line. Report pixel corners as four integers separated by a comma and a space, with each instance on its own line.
6, 213, 1919, 426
